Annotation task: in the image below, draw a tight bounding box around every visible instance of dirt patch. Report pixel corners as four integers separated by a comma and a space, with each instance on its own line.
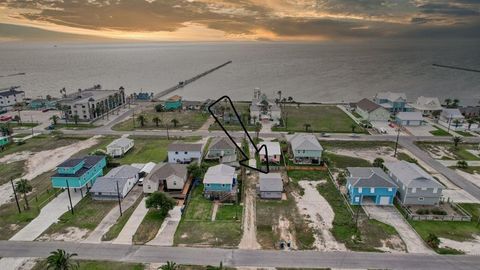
423, 145, 456, 160
0, 151, 32, 164
276, 216, 297, 249
440, 236, 480, 255
38, 226, 89, 242
379, 236, 407, 253
239, 173, 261, 250
329, 146, 395, 163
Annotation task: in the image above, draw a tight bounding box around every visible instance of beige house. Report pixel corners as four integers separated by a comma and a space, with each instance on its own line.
143, 163, 188, 193
355, 98, 391, 122
411, 96, 442, 116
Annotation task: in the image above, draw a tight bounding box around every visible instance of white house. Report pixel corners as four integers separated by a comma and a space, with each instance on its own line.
0, 87, 25, 111
439, 108, 465, 131
107, 137, 134, 157
411, 96, 442, 116
258, 141, 282, 163
90, 165, 140, 200
143, 163, 188, 193
250, 88, 281, 125
355, 98, 391, 122
395, 112, 424, 126
167, 142, 203, 164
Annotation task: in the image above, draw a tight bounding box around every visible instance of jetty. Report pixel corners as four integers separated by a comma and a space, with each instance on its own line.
154, 60, 232, 99
432, 63, 480, 73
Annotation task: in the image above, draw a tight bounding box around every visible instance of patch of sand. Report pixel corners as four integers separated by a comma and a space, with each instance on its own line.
329, 146, 396, 163
440, 236, 480, 255
378, 236, 407, 253
37, 227, 89, 242
0, 151, 32, 164
293, 181, 346, 251
277, 216, 297, 250
425, 145, 456, 160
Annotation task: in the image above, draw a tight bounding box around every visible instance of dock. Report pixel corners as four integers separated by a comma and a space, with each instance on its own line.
154, 60, 232, 99
432, 63, 480, 73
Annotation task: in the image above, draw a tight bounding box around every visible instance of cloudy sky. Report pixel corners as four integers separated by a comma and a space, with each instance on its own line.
0, 0, 479, 41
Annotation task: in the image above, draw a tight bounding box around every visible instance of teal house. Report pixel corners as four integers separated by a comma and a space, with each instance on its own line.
203, 164, 237, 201
288, 134, 323, 165
51, 156, 106, 189
0, 136, 9, 147
346, 167, 398, 206
164, 95, 183, 111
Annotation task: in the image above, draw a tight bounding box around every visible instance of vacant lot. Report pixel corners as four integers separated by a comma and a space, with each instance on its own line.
429, 126, 451, 136
32, 260, 144, 270
273, 105, 364, 133
0, 160, 25, 185
116, 136, 170, 164
416, 142, 480, 161
112, 106, 209, 131
132, 208, 168, 245
174, 184, 242, 247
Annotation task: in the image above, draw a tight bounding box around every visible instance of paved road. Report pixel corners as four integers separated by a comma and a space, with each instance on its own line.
1, 241, 480, 269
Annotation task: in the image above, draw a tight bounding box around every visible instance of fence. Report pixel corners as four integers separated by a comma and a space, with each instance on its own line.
325, 166, 364, 219
399, 201, 472, 222
286, 165, 327, 171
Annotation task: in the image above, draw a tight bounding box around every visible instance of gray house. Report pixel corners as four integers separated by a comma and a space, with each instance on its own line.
90, 165, 140, 200
258, 173, 283, 199
384, 161, 444, 205
206, 137, 237, 160
287, 134, 323, 165
143, 163, 188, 193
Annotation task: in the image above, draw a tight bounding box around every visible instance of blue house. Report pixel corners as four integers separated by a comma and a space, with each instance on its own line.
346, 167, 398, 206
164, 95, 183, 111
373, 92, 413, 113
51, 156, 106, 189
203, 164, 237, 201
0, 135, 9, 147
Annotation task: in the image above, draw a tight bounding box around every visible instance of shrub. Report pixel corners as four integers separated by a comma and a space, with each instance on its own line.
426, 233, 440, 249
416, 209, 430, 215
431, 208, 447, 215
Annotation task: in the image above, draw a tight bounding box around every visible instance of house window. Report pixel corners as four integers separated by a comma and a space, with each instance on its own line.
173, 181, 177, 186
147, 185, 151, 189
175, 151, 178, 154
421, 187, 427, 191
418, 197, 424, 201
184, 152, 188, 154
370, 188, 375, 193
355, 197, 360, 202
358, 187, 362, 193
206, 184, 210, 187
222, 184, 225, 187
412, 188, 416, 193
433, 188, 438, 193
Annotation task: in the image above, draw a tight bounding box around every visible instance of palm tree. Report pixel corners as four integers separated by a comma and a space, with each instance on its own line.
252, 115, 258, 124
287, 96, 293, 103
255, 122, 261, 139
351, 123, 357, 133
16, 179, 32, 210
467, 118, 475, 130
444, 98, 452, 108
171, 118, 179, 128
452, 136, 463, 149
13, 115, 21, 124
277, 90, 282, 103
373, 158, 385, 168
159, 261, 178, 270
47, 249, 79, 270
452, 98, 460, 108
137, 115, 147, 127
152, 116, 161, 127
50, 115, 59, 125
456, 160, 468, 169
453, 119, 461, 128
73, 115, 80, 125
304, 123, 311, 132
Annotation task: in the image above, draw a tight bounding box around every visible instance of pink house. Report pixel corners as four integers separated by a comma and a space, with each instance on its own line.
258, 141, 281, 163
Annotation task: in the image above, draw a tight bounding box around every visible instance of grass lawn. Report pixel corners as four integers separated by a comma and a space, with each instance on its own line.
323, 152, 372, 169
457, 131, 474, 137
102, 195, 143, 241
53, 123, 97, 130
0, 160, 25, 185
416, 142, 480, 161
272, 105, 365, 133
112, 107, 209, 131
42, 194, 116, 237
8, 122, 39, 128
287, 170, 329, 181
32, 260, 144, 270
116, 136, 170, 164
429, 126, 451, 136
174, 184, 242, 247
132, 208, 167, 244
319, 140, 394, 149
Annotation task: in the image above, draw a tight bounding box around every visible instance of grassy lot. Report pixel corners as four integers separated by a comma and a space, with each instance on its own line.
396, 152, 418, 163
116, 136, 170, 164
287, 170, 329, 181
7, 122, 39, 128
272, 105, 365, 133
132, 208, 167, 244
429, 125, 451, 136
319, 140, 395, 149
174, 184, 242, 247
53, 123, 97, 130
42, 194, 116, 238
112, 107, 209, 131
0, 171, 60, 240
323, 152, 372, 169
416, 142, 480, 161
317, 177, 403, 252
102, 195, 143, 241
0, 160, 25, 185
32, 260, 144, 270
457, 131, 474, 137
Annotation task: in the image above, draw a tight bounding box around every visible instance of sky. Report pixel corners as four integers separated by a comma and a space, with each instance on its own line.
0, 0, 479, 42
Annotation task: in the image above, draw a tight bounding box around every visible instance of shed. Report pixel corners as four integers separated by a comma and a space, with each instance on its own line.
259, 173, 283, 199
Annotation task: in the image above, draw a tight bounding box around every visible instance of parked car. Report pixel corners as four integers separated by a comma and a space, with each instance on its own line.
350, 133, 360, 138
379, 127, 387, 134
320, 132, 331, 137
138, 177, 144, 186
0, 115, 12, 121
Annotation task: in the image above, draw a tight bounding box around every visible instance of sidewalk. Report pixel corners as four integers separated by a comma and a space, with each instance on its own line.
112, 197, 148, 245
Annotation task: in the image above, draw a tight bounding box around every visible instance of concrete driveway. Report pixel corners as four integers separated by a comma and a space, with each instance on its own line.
363, 205, 434, 254
405, 124, 436, 137
112, 197, 148, 244
147, 206, 182, 246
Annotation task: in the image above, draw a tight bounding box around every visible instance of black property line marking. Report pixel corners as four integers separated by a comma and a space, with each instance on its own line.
208, 95, 270, 174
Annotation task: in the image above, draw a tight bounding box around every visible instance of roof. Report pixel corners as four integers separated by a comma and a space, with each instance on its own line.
53, 156, 104, 178
356, 98, 383, 113
288, 134, 322, 151
347, 167, 397, 188
90, 177, 129, 194
105, 165, 140, 179
168, 142, 203, 152
0, 88, 24, 97
441, 108, 464, 119
384, 161, 444, 189
147, 163, 188, 181
259, 173, 283, 192
414, 96, 442, 110
460, 106, 480, 115
167, 95, 182, 101
257, 141, 281, 156
396, 112, 424, 121
183, 100, 202, 106
59, 88, 122, 105
203, 164, 235, 185
57, 158, 84, 168
141, 162, 156, 174
375, 92, 407, 102
221, 154, 237, 163
209, 137, 236, 151
108, 137, 133, 149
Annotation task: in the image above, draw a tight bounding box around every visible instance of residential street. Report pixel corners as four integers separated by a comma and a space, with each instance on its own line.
1, 240, 480, 269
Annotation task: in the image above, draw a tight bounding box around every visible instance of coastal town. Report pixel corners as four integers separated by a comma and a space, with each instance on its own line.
1, 84, 480, 270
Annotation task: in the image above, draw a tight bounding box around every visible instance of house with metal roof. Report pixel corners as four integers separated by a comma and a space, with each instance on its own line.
258, 141, 281, 164
287, 133, 323, 165
411, 96, 442, 116
90, 165, 140, 200
206, 137, 237, 160
167, 142, 203, 164
143, 163, 188, 193
355, 98, 391, 122
51, 155, 106, 189
203, 164, 237, 201
373, 92, 413, 113
346, 167, 398, 205
107, 137, 134, 157
395, 111, 424, 126
258, 173, 283, 199
384, 161, 444, 205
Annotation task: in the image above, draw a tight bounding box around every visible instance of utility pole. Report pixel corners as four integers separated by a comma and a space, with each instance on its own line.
394, 126, 401, 157
354, 205, 360, 233
132, 108, 135, 129
30, 115, 34, 136
447, 116, 452, 133
66, 180, 74, 215
116, 181, 123, 217
11, 179, 21, 213
166, 123, 170, 140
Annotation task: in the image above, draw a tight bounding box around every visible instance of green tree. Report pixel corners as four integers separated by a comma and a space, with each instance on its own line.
444, 98, 452, 108
452, 98, 460, 108
159, 261, 179, 270
46, 249, 79, 270
152, 116, 161, 127
187, 163, 205, 179
73, 115, 80, 125
137, 115, 147, 127
155, 104, 164, 112
426, 233, 440, 249
13, 115, 21, 124
146, 192, 176, 216
373, 158, 385, 168
171, 118, 179, 128
467, 118, 475, 130
322, 156, 331, 167
304, 123, 311, 132
16, 179, 32, 210
452, 136, 463, 149
50, 115, 59, 125
456, 160, 469, 169
351, 123, 357, 133
255, 122, 262, 139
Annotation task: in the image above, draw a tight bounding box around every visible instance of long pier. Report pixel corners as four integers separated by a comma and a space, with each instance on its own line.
154, 60, 232, 99
432, 63, 480, 73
